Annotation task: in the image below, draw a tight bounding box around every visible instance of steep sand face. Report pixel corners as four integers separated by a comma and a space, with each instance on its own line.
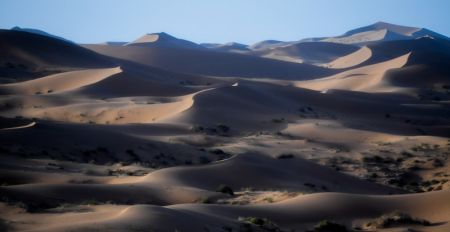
328, 46, 373, 68
295, 53, 411, 93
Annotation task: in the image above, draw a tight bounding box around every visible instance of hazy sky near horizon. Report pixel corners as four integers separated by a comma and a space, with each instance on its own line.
0, 0, 449, 44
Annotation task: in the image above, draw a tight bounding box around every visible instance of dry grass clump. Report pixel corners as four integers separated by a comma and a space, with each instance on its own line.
365, 211, 430, 229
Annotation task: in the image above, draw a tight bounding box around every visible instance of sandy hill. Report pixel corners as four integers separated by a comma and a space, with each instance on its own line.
125, 32, 204, 50
328, 36, 450, 68
224, 22, 448, 65
297, 39, 450, 100
319, 21, 449, 45
345, 21, 448, 40
11, 26, 73, 43
258, 22, 449, 51
364, 37, 450, 65
0, 29, 115, 83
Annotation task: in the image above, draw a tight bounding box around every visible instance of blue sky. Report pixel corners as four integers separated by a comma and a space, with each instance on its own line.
0, 0, 449, 44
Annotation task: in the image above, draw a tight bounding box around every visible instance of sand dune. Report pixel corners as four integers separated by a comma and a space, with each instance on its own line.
2, 190, 449, 231
144, 153, 399, 194
0, 30, 114, 79
0, 152, 398, 210
250, 41, 359, 64
0, 67, 122, 95
295, 53, 411, 93
24, 85, 216, 124
303, 21, 449, 45
125, 32, 204, 50
354, 37, 450, 67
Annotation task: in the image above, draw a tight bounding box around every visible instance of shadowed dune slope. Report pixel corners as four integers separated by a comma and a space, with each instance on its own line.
83, 44, 337, 80
0, 30, 114, 72
144, 153, 400, 194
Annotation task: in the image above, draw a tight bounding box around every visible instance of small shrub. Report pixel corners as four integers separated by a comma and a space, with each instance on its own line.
15, 201, 55, 213
432, 159, 444, 167
304, 183, 316, 188
216, 124, 230, 133
240, 217, 265, 226
365, 211, 430, 229
198, 156, 211, 164
5, 62, 15, 68
238, 217, 281, 231
198, 197, 213, 204
126, 149, 141, 162
217, 184, 234, 196
271, 118, 285, 123
192, 125, 204, 132
308, 220, 348, 232
276, 154, 294, 159
210, 149, 225, 155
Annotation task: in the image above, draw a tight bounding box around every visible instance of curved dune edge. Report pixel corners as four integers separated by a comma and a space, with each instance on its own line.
17, 82, 236, 124
328, 46, 372, 69
295, 52, 411, 93
0, 121, 35, 130
0, 66, 122, 95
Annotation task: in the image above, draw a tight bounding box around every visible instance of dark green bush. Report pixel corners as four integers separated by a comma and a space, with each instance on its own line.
217, 184, 234, 196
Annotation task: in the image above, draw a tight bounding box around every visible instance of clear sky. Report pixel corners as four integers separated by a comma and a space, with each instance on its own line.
0, 0, 449, 45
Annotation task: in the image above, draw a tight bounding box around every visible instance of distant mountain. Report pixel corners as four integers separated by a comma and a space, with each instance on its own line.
11, 26, 73, 43
125, 32, 203, 49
